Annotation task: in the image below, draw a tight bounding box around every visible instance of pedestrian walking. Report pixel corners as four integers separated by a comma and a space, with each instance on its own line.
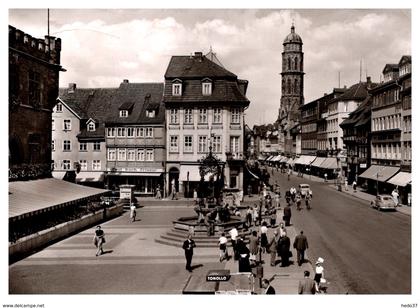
129, 203, 137, 222
171, 179, 177, 200
344, 179, 348, 191
155, 184, 162, 199
93, 225, 106, 256
352, 180, 357, 192
293, 230, 309, 266
298, 270, 316, 294
249, 230, 259, 266
246, 206, 253, 228
392, 188, 400, 206
182, 234, 196, 272
252, 205, 259, 226
260, 222, 268, 253
270, 209, 277, 227
278, 234, 291, 267
283, 204, 292, 226
218, 232, 228, 262
279, 223, 287, 237
229, 227, 239, 260
305, 192, 311, 210
296, 193, 302, 210
193, 188, 198, 204
262, 279, 276, 294
274, 193, 281, 209
314, 257, 325, 293
324, 173, 328, 182
268, 230, 280, 266
237, 238, 251, 273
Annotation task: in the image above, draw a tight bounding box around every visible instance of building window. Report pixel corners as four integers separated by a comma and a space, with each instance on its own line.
172, 83, 182, 96
118, 149, 126, 161
52, 140, 55, 151
198, 136, 207, 153
146, 149, 154, 161
87, 122, 95, 132
136, 127, 144, 137
117, 127, 126, 137
93, 142, 101, 151
202, 82, 212, 95
146, 109, 155, 118
127, 127, 135, 138
199, 109, 208, 124
55, 103, 63, 113
212, 135, 222, 153
127, 149, 136, 161
107, 127, 116, 137
62, 160, 71, 170
79, 160, 87, 171
120, 110, 128, 117
52, 119, 55, 131
230, 136, 240, 154
28, 70, 41, 107
92, 160, 101, 171
170, 136, 179, 152
184, 108, 193, 124
184, 136, 193, 153
213, 108, 222, 124
63, 119, 71, 131
63, 140, 71, 151
170, 109, 179, 124
145, 128, 153, 138
137, 149, 145, 161
107, 149, 116, 161
79, 142, 87, 151
231, 108, 241, 124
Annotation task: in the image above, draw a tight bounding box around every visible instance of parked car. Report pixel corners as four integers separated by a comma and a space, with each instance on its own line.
370, 195, 397, 211
298, 184, 312, 197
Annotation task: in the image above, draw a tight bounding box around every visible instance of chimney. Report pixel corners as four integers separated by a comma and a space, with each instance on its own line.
68, 83, 76, 93
123, 79, 129, 84
194, 52, 203, 57
366, 76, 372, 89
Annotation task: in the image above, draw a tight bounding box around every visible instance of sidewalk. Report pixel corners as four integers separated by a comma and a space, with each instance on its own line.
223, 213, 315, 294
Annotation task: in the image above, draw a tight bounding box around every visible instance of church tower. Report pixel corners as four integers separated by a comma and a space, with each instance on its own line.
279, 24, 304, 124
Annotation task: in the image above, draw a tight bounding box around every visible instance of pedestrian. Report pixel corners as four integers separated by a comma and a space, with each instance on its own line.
252, 205, 259, 226
293, 230, 309, 266
246, 206, 253, 228
298, 270, 316, 294
344, 179, 348, 191
305, 192, 311, 210
155, 184, 162, 199
278, 234, 291, 267
324, 173, 328, 182
274, 193, 281, 209
93, 225, 105, 256
260, 222, 268, 253
262, 278, 276, 294
279, 222, 287, 237
283, 204, 292, 226
249, 230, 259, 266
392, 188, 400, 206
237, 238, 251, 272
270, 209, 277, 227
262, 184, 267, 198
314, 257, 325, 293
218, 232, 228, 262
193, 188, 198, 204
182, 234, 196, 272
129, 203, 137, 222
229, 227, 239, 260
247, 184, 252, 197
171, 180, 177, 200
352, 180, 357, 192
268, 230, 280, 266
296, 193, 302, 210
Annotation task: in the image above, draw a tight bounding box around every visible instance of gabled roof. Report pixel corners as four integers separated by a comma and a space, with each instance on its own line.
382, 63, 399, 74
332, 81, 376, 103
399, 55, 411, 66
165, 54, 237, 79
340, 96, 372, 128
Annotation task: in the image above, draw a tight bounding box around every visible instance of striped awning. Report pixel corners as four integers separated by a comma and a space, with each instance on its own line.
359, 165, 399, 182
295, 155, 316, 165
319, 157, 339, 169
310, 157, 327, 168
387, 172, 411, 187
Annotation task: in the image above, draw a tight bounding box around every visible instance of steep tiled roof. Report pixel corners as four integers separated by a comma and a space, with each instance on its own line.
332, 81, 377, 103
340, 96, 372, 128
165, 54, 237, 79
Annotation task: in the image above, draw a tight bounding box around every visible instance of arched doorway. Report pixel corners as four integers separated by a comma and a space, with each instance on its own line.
168, 167, 179, 195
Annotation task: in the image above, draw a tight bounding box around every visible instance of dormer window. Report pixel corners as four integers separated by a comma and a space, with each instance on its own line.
146, 110, 155, 118
56, 103, 63, 113
120, 110, 128, 117
202, 78, 212, 96
172, 79, 182, 96
87, 121, 95, 132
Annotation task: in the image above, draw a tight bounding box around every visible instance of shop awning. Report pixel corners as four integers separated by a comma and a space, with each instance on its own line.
266, 155, 274, 161
76, 171, 105, 182
272, 155, 282, 162
109, 172, 162, 177
180, 165, 212, 182
9, 178, 108, 220
295, 155, 316, 165
287, 158, 296, 165
387, 172, 411, 187
319, 157, 339, 169
359, 165, 399, 182
310, 157, 327, 168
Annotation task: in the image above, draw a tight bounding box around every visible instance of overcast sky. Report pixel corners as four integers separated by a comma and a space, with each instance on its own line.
8, 9, 411, 126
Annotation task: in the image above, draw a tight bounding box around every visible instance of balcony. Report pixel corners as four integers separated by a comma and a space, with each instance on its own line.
225, 151, 244, 161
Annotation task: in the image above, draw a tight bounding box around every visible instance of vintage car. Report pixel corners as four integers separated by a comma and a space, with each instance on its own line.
370, 194, 397, 211
298, 184, 312, 197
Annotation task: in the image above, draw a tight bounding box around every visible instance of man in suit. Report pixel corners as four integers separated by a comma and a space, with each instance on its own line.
182, 234, 196, 272
293, 230, 309, 266
298, 271, 316, 294
262, 279, 275, 294
283, 204, 292, 226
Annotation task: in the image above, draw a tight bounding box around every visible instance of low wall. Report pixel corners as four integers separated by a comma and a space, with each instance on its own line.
9, 205, 123, 261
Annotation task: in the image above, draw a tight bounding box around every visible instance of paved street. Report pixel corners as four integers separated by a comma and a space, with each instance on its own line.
268, 168, 411, 294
